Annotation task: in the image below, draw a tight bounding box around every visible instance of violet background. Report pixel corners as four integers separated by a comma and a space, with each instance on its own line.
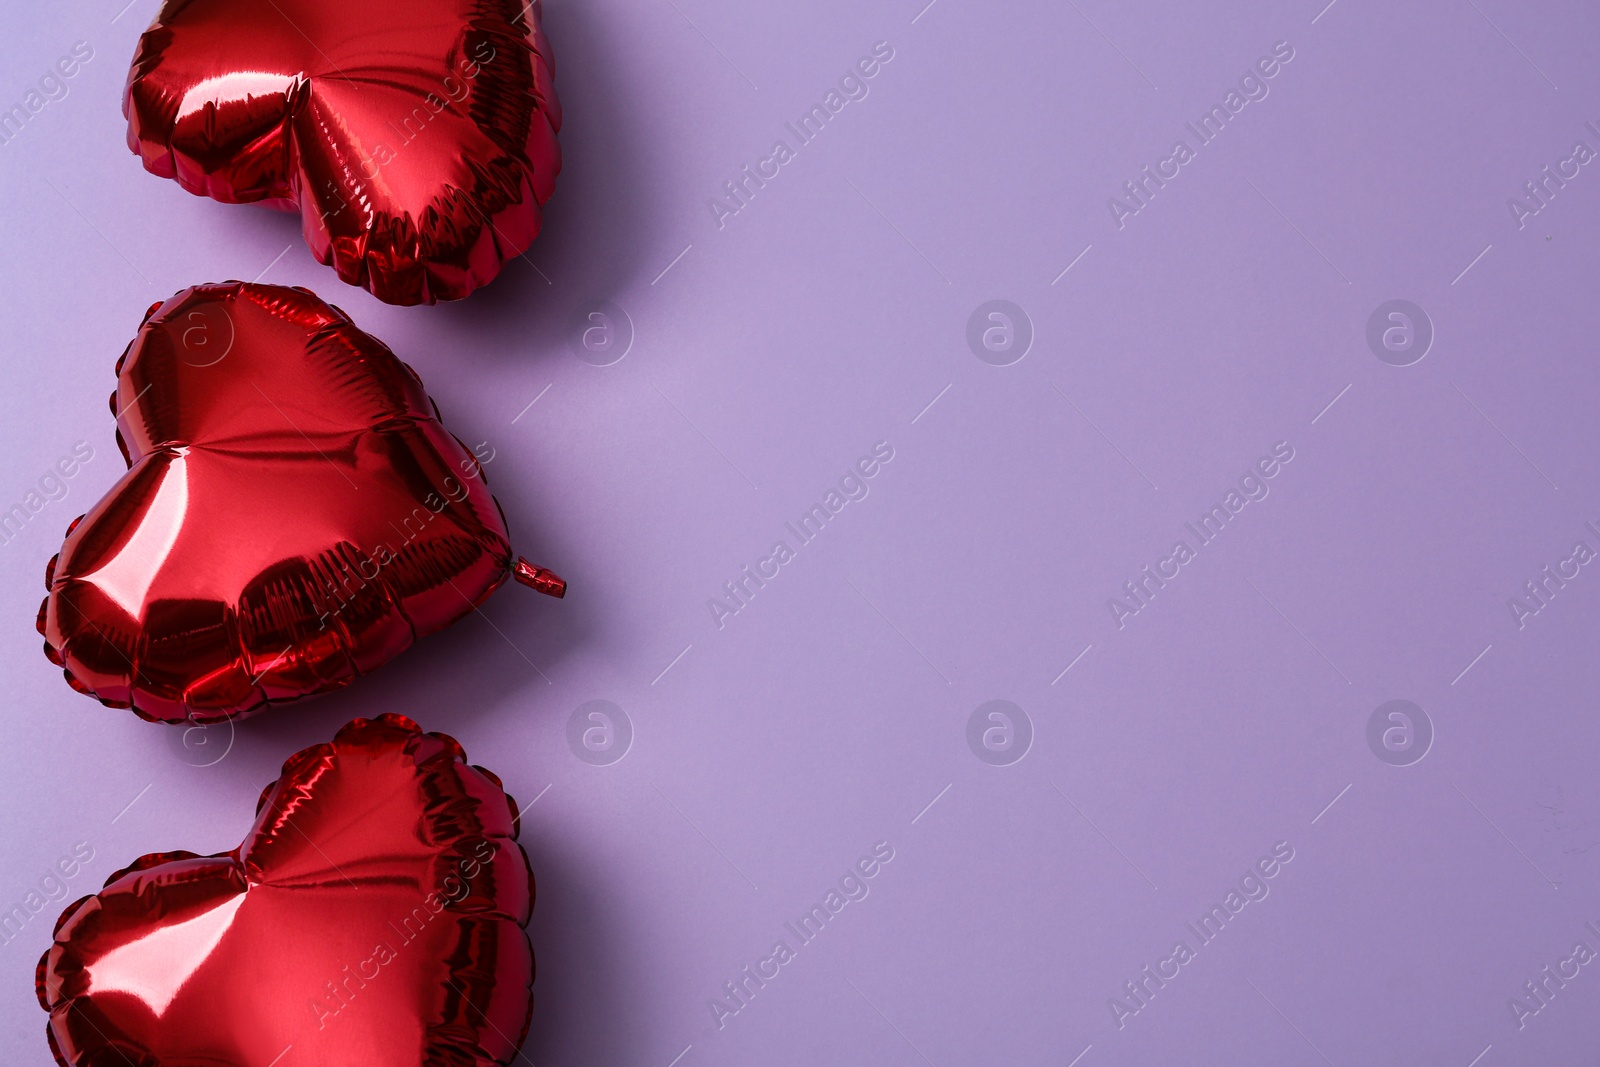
2, 0, 1598, 1063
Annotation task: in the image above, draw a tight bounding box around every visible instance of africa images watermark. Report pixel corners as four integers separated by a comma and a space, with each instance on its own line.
1106, 441, 1296, 629
1106, 39, 1296, 229
707, 41, 897, 230
307, 836, 498, 1030
707, 441, 895, 629
314, 39, 497, 223
0, 841, 96, 947
314, 441, 497, 629
705, 841, 896, 1031
1505, 520, 1600, 631
1506, 919, 1600, 1031
1108, 840, 1296, 1030
0, 40, 94, 149
1506, 120, 1600, 232
0, 441, 96, 548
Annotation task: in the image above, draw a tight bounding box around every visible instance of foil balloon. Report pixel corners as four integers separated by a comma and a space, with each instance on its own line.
124, 0, 561, 305
39, 282, 565, 724
38, 715, 535, 1066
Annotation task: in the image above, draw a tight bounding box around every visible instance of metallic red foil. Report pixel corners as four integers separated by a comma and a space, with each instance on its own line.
40, 282, 562, 724
124, 0, 562, 305
38, 715, 535, 1066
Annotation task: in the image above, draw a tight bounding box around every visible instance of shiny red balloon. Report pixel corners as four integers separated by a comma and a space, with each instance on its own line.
38, 715, 535, 1066
40, 282, 564, 724
124, 0, 561, 305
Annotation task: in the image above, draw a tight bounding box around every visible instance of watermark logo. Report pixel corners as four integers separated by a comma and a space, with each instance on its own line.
966, 300, 1033, 366
179, 304, 235, 367
1366, 699, 1432, 766
567, 302, 634, 366
567, 700, 633, 766
166, 714, 235, 768
1365, 300, 1433, 367
966, 700, 1032, 766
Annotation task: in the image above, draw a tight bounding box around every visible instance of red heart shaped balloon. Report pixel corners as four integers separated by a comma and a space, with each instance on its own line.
38, 715, 535, 1066
124, 0, 561, 305
39, 282, 564, 724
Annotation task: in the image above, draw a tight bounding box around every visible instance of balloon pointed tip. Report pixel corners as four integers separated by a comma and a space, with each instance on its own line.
513, 559, 566, 598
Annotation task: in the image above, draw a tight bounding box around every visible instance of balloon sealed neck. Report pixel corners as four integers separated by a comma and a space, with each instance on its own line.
513, 559, 566, 598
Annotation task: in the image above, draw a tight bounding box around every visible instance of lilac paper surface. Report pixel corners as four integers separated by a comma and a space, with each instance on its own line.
2, 0, 1599, 1063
